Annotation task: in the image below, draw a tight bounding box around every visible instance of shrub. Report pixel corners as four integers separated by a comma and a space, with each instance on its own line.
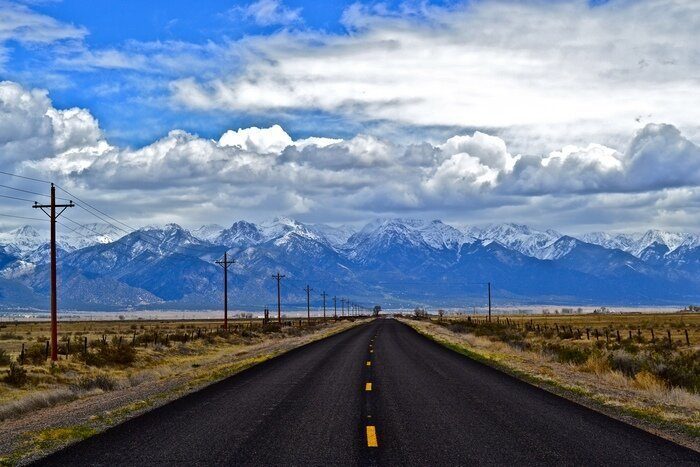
546, 343, 590, 365
74, 374, 117, 391
77, 342, 136, 367
4, 362, 28, 387
25, 343, 47, 364
608, 349, 642, 377
0, 332, 22, 340
651, 350, 700, 393
0, 348, 11, 366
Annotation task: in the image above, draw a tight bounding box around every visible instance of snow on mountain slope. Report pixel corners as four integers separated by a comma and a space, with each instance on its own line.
348, 218, 466, 254
580, 229, 700, 257
0, 225, 43, 255
0, 223, 122, 257
191, 224, 225, 242
462, 223, 561, 259
578, 232, 636, 252
307, 223, 356, 248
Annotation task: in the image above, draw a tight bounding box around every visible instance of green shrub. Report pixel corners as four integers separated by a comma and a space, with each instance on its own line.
4, 362, 28, 387
77, 342, 136, 367
0, 348, 11, 366
546, 343, 591, 365
25, 343, 47, 364
650, 350, 700, 393
74, 374, 117, 391
609, 349, 642, 377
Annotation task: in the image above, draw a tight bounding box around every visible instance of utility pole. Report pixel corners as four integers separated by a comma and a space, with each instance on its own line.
321, 291, 328, 322
304, 284, 312, 324
272, 272, 286, 323
488, 281, 492, 322
215, 252, 235, 330
333, 296, 337, 319
33, 183, 73, 362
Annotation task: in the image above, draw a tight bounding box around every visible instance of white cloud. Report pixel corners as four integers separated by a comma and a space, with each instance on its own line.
232, 0, 302, 26
219, 124, 292, 154
170, 0, 700, 149
0, 1, 86, 44
2, 81, 700, 233
0, 1, 86, 69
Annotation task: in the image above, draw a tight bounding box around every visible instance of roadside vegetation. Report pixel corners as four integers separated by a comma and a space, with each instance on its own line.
0, 317, 363, 465
401, 312, 700, 450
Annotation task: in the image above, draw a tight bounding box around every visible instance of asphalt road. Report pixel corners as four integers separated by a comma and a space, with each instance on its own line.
37, 318, 699, 466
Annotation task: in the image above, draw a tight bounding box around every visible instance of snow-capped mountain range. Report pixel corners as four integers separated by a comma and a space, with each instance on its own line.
1, 218, 700, 310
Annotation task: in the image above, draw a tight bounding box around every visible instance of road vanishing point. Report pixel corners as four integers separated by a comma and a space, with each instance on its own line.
36, 318, 699, 466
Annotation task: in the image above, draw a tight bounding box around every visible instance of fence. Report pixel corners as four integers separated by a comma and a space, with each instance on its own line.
438, 315, 693, 347
2, 315, 354, 365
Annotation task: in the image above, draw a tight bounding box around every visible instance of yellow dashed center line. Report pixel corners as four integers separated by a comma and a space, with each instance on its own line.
365, 382, 372, 391
366, 361, 371, 366
366, 425, 378, 447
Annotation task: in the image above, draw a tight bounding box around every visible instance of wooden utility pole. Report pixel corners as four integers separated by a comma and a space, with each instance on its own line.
33, 183, 73, 362
333, 296, 337, 319
304, 284, 312, 324
215, 252, 235, 330
321, 291, 328, 322
488, 281, 492, 322
341, 298, 346, 317
272, 272, 286, 323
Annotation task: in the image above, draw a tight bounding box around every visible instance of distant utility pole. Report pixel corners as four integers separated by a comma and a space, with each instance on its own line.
488, 281, 492, 322
333, 296, 337, 319
272, 272, 286, 323
215, 252, 235, 330
341, 298, 346, 317
321, 291, 328, 322
304, 284, 313, 324
33, 183, 73, 362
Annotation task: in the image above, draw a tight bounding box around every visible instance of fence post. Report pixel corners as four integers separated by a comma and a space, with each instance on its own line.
628, 330, 632, 340
84, 336, 88, 353
651, 328, 655, 342
685, 329, 690, 346
586, 328, 590, 340
667, 329, 672, 347
595, 329, 599, 341
20, 343, 25, 364
616, 330, 621, 343
44, 340, 49, 360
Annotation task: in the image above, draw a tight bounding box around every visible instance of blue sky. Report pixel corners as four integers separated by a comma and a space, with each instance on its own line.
0, 0, 699, 233
5, 0, 456, 146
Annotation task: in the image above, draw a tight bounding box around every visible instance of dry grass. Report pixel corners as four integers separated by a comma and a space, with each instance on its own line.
0, 317, 359, 418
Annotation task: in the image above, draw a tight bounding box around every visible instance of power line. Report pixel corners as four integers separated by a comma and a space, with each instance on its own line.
55, 185, 135, 233
0, 169, 50, 184
0, 193, 36, 203
0, 184, 70, 200
0, 213, 47, 222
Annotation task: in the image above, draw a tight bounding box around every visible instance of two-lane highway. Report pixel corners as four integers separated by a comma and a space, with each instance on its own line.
37, 318, 699, 466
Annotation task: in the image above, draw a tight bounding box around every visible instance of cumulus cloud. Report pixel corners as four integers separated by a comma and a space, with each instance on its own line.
3, 81, 700, 233
219, 124, 292, 154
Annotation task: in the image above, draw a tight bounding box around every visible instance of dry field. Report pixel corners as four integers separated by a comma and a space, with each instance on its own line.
0, 317, 363, 465
401, 312, 700, 451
